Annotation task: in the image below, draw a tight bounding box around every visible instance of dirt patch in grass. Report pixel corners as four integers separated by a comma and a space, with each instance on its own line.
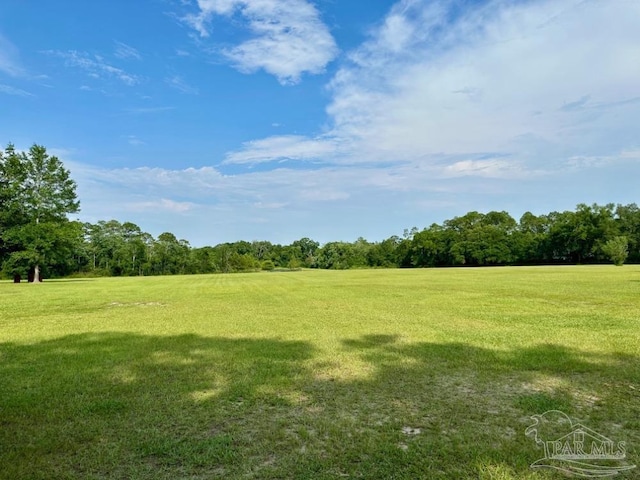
108, 301, 166, 307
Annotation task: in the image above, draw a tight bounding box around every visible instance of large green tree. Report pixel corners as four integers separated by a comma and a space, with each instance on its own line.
1, 144, 80, 282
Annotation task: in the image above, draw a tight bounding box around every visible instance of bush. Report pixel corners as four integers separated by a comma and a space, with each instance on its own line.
601, 236, 628, 266
261, 260, 275, 271
287, 258, 302, 270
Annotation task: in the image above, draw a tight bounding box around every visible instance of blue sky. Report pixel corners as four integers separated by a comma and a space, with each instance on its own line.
1, 0, 639, 246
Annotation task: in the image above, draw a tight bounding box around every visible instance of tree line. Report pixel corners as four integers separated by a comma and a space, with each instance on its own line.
1, 144, 637, 280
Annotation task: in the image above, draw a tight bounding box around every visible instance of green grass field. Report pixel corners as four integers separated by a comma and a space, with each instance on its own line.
1, 266, 639, 479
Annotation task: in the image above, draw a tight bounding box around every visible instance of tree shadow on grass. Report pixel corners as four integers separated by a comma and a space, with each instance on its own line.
0, 333, 314, 480
0, 333, 638, 479
326, 336, 639, 479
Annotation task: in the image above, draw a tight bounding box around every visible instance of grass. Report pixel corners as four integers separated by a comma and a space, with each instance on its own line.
1, 266, 639, 479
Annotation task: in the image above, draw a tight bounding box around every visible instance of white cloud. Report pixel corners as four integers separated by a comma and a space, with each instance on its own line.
620, 149, 640, 160
0, 84, 33, 97
253, 201, 288, 209
165, 75, 199, 94
123, 106, 175, 114
128, 198, 195, 213
51, 0, 640, 245
125, 135, 145, 146
68, 158, 491, 218
183, 0, 338, 84
184, 0, 238, 33
44, 50, 141, 85
114, 41, 141, 60
566, 149, 640, 170
439, 159, 542, 179
65, 141, 640, 246
221, 0, 640, 176
0, 33, 23, 77
223, 135, 340, 165
326, 0, 640, 164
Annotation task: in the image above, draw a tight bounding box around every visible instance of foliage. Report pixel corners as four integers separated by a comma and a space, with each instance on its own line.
0, 144, 80, 280
601, 236, 629, 266
261, 259, 275, 271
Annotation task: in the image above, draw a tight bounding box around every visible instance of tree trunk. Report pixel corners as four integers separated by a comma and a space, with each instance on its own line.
33, 265, 42, 283
13, 274, 21, 283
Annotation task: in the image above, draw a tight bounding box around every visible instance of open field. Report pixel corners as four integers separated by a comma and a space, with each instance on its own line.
1, 266, 639, 479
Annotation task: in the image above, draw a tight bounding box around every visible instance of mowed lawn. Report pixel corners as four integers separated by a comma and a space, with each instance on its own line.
1, 266, 639, 479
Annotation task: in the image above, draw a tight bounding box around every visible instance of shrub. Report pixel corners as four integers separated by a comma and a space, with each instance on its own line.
261, 260, 275, 271
601, 236, 628, 266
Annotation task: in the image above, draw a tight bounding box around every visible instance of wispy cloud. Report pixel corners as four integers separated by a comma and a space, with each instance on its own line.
0, 33, 24, 77
566, 149, 640, 170
183, 0, 338, 84
114, 41, 141, 60
44, 50, 141, 85
67, 138, 640, 245
0, 84, 33, 97
69, 157, 530, 215
224, 135, 340, 165
123, 106, 175, 115
221, 0, 640, 178
128, 198, 195, 213
63, 155, 551, 245
125, 135, 145, 146
439, 159, 543, 180
165, 75, 199, 95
